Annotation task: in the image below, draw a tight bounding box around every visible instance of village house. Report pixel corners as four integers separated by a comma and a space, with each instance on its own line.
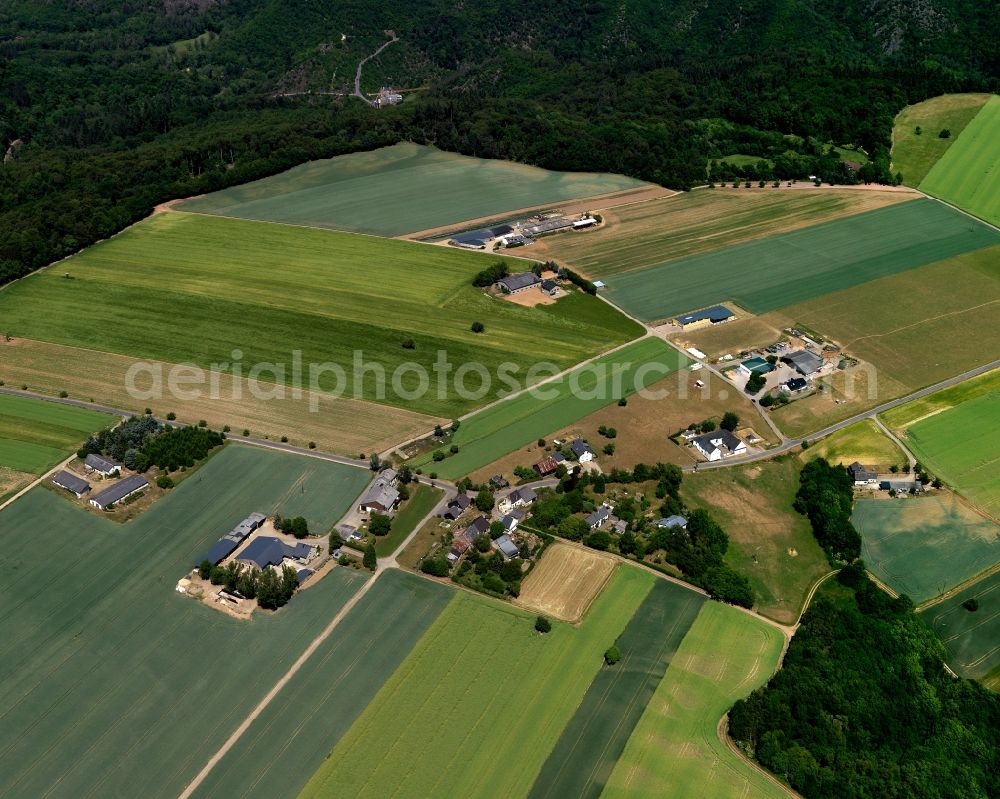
358, 468, 400, 515
442, 493, 472, 520
848, 462, 878, 485
237, 537, 314, 570
691, 430, 747, 462
570, 439, 595, 463
533, 455, 559, 477
585, 506, 611, 529
656, 515, 688, 530
494, 534, 520, 559
498, 486, 537, 515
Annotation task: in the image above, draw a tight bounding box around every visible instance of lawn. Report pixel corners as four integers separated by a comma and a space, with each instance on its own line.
0, 444, 373, 799
531, 187, 911, 279
602, 601, 788, 799
177, 142, 648, 236
802, 420, 906, 472
0, 212, 641, 418
409, 338, 687, 479
920, 94, 1000, 226
190, 570, 452, 799
922, 570, 1000, 690
602, 199, 999, 322
526, 579, 705, 799
681, 456, 830, 625
0, 393, 115, 474
298, 567, 655, 799
373, 484, 444, 557
892, 93, 993, 186
0, 338, 442, 457
854, 495, 1000, 604
904, 392, 1000, 519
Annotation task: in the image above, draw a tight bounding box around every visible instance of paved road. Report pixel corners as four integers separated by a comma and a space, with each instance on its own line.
353, 35, 398, 106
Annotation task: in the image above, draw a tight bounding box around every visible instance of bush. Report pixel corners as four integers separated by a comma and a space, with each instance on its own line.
308, 441, 316, 449
963, 598, 979, 612
745, 372, 766, 394
401, 338, 415, 349
363, 543, 377, 570
198, 419, 207, 427
939, 128, 951, 138
198, 559, 212, 580
535, 616, 552, 633
470, 321, 485, 333
166, 412, 176, 420
604, 645, 621, 665
368, 513, 392, 537
59, 390, 69, 398
156, 474, 175, 489
720, 411, 739, 431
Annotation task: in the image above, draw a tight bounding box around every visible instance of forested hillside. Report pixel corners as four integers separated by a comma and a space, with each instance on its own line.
0, 0, 996, 284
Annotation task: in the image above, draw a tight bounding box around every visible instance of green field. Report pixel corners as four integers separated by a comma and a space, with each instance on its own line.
373, 484, 443, 556
882, 368, 1000, 430
920, 95, 1000, 226
905, 392, 1000, 519
410, 338, 687, 478
526, 580, 704, 799
177, 143, 648, 236
922, 571, 1000, 690
802, 420, 906, 472
680, 456, 829, 625
0, 444, 372, 798
0, 393, 115, 474
892, 94, 993, 186
602, 199, 999, 322
602, 601, 787, 799
854, 495, 1000, 604
298, 567, 655, 799
0, 213, 641, 418
191, 570, 451, 799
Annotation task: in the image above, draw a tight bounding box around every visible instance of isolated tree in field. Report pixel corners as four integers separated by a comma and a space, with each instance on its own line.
363, 542, 377, 570
470, 321, 485, 333
475, 490, 495, 512
720, 411, 739, 431
939, 128, 951, 138
535, 616, 552, 634
914, 125, 922, 135
604, 645, 621, 665
368, 513, 391, 536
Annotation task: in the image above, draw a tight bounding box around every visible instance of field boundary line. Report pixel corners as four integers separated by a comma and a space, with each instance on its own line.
842, 296, 1000, 350
916, 560, 1000, 613
177, 571, 380, 799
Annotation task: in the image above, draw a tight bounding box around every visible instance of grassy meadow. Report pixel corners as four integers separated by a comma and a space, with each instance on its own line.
681, 456, 830, 625
802, 420, 906, 472
892, 93, 993, 186
602, 199, 999, 322
0, 393, 114, 474
904, 392, 1000, 519
527, 580, 704, 799
177, 142, 648, 236
602, 601, 788, 799
854, 495, 1000, 604
923, 571, 1000, 690
920, 95, 1000, 226
532, 188, 911, 279
882, 368, 1000, 430
298, 567, 655, 799
373, 484, 443, 557
0, 212, 640, 418
409, 338, 687, 479
190, 571, 451, 799
0, 445, 372, 799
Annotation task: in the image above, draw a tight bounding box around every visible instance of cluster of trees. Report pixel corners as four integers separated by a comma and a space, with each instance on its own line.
729, 565, 1000, 798
453, 546, 532, 598
472, 261, 509, 288
794, 458, 862, 562
198, 559, 299, 610
78, 415, 161, 466
559, 267, 597, 295
140, 425, 225, 471
275, 515, 309, 539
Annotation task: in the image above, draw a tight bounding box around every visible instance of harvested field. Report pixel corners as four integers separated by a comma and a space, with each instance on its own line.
532, 188, 913, 279
0, 467, 34, 504
920, 95, 1000, 226
681, 456, 829, 624
0, 339, 442, 456
517, 543, 618, 622
602, 199, 1000, 323
0, 445, 371, 799
298, 567, 654, 799
177, 142, 648, 236
0, 212, 640, 418
527, 579, 705, 799
409, 338, 687, 479
854, 494, 1000, 604
603, 602, 787, 799
923, 570, 1000, 688
0, 392, 115, 474
802, 419, 906, 472
468, 367, 777, 483
892, 93, 992, 186
189, 571, 451, 799
904, 392, 1000, 519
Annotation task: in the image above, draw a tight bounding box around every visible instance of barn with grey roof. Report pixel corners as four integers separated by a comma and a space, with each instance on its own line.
89, 475, 149, 510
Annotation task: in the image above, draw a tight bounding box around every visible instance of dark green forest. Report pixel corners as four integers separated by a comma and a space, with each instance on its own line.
729, 566, 1000, 798
1, 0, 997, 284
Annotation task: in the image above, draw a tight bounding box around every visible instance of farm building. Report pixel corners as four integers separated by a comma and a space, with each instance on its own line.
739, 356, 775, 376
656, 515, 688, 529
51, 470, 91, 498
89, 474, 149, 510
540, 279, 560, 297
880, 480, 924, 494
358, 469, 400, 514
84, 453, 122, 477
570, 439, 595, 463
497, 272, 541, 294
573, 216, 598, 229
782, 349, 825, 376
443, 493, 472, 520
585, 506, 611, 529
691, 430, 747, 461
782, 377, 809, 393
533, 456, 559, 476
196, 511, 269, 566
520, 217, 573, 237
237, 536, 314, 570
849, 462, 878, 485
494, 534, 520, 559
673, 305, 734, 330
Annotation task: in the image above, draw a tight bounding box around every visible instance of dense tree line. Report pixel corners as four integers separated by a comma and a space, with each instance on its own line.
794, 458, 862, 562
729, 566, 1000, 798
79, 415, 161, 466
140, 425, 225, 471
201, 559, 299, 609
1, 0, 996, 287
